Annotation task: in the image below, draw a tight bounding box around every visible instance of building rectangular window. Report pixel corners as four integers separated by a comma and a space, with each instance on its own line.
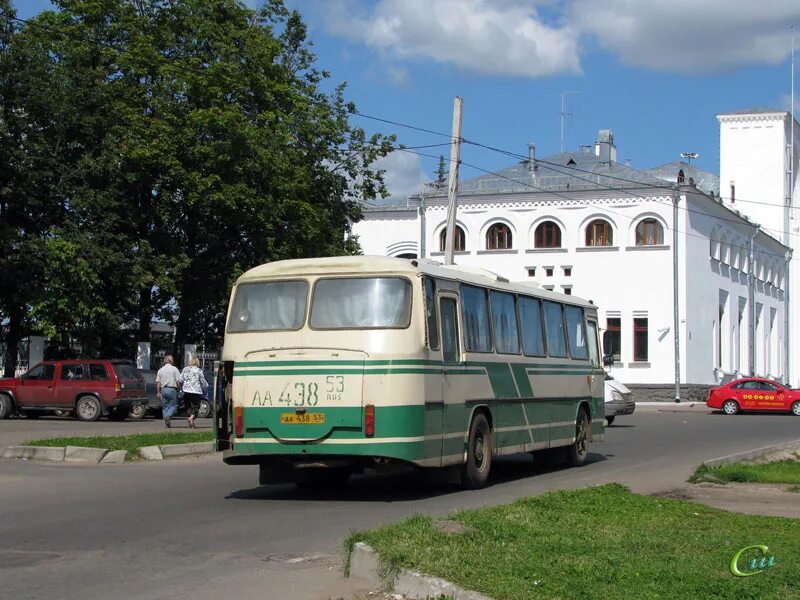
545, 267, 554, 277
527, 268, 536, 277
460, 285, 492, 353
633, 318, 648, 362
563, 267, 572, 277
490, 291, 520, 354
543, 301, 567, 357
606, 318, 621, 361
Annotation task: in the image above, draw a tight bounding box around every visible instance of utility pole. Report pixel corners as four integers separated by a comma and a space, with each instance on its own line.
672, 186, 681, 402
560, 91, 579, 153
749, 226, 760, 376
443, 97, 463, 266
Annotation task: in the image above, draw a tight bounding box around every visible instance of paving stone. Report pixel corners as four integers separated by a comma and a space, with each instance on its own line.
101, 450, 128, 464
65, 446, 108, 463
139, 445, 163, 460
159, 442, 214, 458
4, 446, 66, 461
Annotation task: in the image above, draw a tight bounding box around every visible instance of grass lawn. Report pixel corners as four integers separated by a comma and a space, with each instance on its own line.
347, 484, 800, 600
691, 458, 800, 485
24, 432, 213, 457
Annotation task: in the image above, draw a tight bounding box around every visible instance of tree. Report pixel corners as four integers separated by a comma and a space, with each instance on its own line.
435, 154, 448, 189
3, 0, 393, 366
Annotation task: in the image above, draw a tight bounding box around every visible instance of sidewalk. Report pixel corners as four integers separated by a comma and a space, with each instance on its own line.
635, 401, 711, 412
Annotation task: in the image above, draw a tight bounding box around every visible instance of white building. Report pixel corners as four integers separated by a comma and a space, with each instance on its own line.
353, 129, 790, 401
718, 109, 800, 385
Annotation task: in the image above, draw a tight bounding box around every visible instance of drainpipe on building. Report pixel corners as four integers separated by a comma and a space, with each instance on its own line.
419, 191, 427, 259
672, 186, 681, 403
784, 248, 792, 386
748, 225, 760, 377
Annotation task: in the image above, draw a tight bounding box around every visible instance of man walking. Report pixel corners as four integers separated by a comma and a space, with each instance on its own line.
156, 355, 182, 428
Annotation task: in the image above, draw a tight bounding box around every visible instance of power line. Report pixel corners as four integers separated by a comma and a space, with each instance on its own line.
7, 13, 795, 262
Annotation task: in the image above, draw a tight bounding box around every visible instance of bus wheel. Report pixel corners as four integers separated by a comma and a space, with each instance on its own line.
566, 409, 590, 467
461, 413, 492, 489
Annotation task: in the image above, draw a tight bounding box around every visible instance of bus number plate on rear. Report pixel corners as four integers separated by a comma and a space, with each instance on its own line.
280, 413, 325, 425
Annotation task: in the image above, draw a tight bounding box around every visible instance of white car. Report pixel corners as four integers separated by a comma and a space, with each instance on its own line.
604, 373, 635, 425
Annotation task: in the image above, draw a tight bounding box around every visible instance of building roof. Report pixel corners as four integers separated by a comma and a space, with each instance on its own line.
716, 107, 788, 117
644, 161, 720, 196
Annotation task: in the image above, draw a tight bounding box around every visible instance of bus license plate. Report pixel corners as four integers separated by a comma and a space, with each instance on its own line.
280, 413, 325, 425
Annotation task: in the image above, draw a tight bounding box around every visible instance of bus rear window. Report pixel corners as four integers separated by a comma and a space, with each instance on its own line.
228, 280, 308, 332
310, 278, 411, 329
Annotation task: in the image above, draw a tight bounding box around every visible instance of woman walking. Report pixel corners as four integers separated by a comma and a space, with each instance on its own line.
180, 358, 208, 428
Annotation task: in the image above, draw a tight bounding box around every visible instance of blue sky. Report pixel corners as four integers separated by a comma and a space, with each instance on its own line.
16, 1, 800, 201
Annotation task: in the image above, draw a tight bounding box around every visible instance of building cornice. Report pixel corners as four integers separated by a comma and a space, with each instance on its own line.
716, 112, 788, 124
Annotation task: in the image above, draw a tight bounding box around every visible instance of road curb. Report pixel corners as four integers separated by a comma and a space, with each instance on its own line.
703, 439, 800, 467
348, 542, 494, 600
1, 442, 215, 464
65, 446, 108, 463
159, 442, 214, 458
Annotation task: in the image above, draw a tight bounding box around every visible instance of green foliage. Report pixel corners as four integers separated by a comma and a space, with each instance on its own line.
353, 484, 800, 600
0, 0, 393, 364
691, 459, 800, 485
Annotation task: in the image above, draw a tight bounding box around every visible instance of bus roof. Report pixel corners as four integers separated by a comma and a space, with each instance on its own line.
236, 256, 596, 309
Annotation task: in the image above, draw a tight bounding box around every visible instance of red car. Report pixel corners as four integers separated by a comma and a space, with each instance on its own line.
707, 377, 800, 416
0, 360, 147, 421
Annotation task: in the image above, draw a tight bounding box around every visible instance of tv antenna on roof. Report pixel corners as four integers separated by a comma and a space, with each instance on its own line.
680, 152, 699, 164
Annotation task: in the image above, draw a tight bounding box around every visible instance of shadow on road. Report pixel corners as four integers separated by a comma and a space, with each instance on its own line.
225, 451, 607, 502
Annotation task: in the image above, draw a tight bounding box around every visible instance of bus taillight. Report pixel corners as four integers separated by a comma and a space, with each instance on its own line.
365, 404, 375, 437
235, 406, 243, 437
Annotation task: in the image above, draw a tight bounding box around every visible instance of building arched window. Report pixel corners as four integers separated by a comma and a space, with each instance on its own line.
635, 218, 663, 246
677, 169, 685, 184
439, 226, 465, 252
585, 219, 613, 247
486, 223, 512, 250
534, 221, 562, 248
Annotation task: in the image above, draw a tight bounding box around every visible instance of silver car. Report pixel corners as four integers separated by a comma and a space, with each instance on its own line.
604, 373, 635, 425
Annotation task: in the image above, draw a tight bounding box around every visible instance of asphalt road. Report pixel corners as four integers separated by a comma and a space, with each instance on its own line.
1, 410, 798, 600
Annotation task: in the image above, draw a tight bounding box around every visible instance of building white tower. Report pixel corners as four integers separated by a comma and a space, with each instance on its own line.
718, 109, 800, 384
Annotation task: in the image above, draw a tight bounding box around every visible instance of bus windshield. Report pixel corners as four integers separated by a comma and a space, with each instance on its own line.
310, 277, 411, 329
227, 280, 308, 332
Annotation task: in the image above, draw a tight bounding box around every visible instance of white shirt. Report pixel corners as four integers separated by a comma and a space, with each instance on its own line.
156, 364, 182, 389
180, 366, 208, 395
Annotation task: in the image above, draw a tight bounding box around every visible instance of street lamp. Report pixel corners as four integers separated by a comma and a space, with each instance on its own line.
680, 152, 699, 164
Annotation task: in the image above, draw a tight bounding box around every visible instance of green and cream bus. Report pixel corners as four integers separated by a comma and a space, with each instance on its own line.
214, 256, 605, 488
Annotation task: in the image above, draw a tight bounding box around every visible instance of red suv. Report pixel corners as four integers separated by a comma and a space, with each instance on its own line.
0, 360, 147, 421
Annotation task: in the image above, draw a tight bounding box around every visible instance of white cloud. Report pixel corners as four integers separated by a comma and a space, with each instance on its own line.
372, 150, 429, 202
320, 0, 581, 77
315, 0, 800, 77
572, 0, 800, 73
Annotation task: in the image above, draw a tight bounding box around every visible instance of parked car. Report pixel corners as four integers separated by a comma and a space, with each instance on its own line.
604, 372, 635, 425
0, 360, 147, 421
137, 369, 213, 419
707, 377, 800, 416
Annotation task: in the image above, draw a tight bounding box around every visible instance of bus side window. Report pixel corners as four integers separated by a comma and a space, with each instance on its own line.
565, 305, 588, 360
586, 320, 600, 367
424, 278, 439, 350
543, 301, 567, 358
440, 297, 460, 362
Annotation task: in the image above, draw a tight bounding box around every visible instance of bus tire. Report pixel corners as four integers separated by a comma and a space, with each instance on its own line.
461, 412, 492, 489
566, 409, 590, 468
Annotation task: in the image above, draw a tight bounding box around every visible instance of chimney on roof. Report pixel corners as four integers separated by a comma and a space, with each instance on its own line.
595, 129, 617, 164
527, 143, 537, 171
